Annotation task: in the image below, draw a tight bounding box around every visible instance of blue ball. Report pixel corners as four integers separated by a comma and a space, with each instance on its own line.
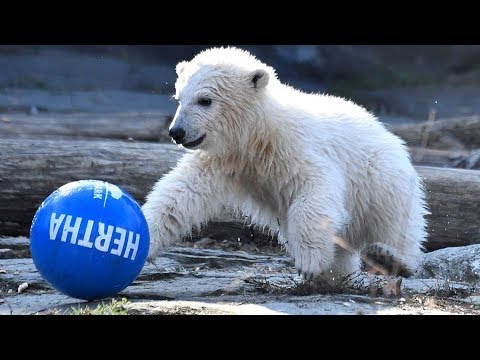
29, 180, 150, 301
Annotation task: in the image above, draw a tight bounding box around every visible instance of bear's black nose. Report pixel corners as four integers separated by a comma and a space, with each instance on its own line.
169, 127, 186, 143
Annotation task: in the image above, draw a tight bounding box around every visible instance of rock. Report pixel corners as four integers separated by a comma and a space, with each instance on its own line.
1, 245, 479, 315
0, 293, 78, 315
194, 237, 215, 248
0, 246, 336, 313
127, 300, 297, 315
0, 237, 30, 250
417, 244, 480, 282
0, 237, 31, 259
122, 292, 459, 315
460, 296, 480, 305
17, 282, 28, 293
0, 249, 14, 259
0, 248, 30, 259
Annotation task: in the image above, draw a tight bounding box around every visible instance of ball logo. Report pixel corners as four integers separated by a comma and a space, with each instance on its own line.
49, 212, 140, 261
107, 183, 123, 200
93, 181, 123, 201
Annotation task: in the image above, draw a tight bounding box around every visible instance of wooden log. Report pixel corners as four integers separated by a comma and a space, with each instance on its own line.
0, 139, 182, 236
408, 147, 467, 168
0, 112, 172, 142
0, 139, 479, 251
408, 147, 480, 170
417, 166, 480, 251
390, 115, 480, 150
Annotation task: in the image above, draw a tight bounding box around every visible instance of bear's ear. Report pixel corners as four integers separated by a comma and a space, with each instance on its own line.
176, 61, 188, 76
251, 69, 269, 90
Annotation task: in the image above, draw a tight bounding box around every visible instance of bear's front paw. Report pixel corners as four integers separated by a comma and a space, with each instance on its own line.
287, 243, 332, 280
142, 205, 173, 262
146, 229, 168, 262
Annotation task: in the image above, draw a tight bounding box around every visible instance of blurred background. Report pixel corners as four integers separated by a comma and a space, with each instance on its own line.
2, 45, 480, 123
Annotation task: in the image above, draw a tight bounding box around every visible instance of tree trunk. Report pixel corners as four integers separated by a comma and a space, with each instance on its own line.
417, 166, 480, 251
1, 139, 479, 251
0, 112, 172, 142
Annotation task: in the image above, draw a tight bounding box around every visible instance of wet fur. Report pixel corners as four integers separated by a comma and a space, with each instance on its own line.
142, 47, 429, 279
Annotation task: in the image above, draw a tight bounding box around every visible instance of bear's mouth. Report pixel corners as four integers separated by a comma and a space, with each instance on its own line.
182, 134, 206, 149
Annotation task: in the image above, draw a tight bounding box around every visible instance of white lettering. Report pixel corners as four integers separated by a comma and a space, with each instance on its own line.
123, 232, 140, 261
77, 219, 94, 248
48, 213, 140, 261
93, 183, 103, 199
111, 227, 126, 256
94, 222, 113, 252
49, 213, 65, 240
60, 215, 82, 244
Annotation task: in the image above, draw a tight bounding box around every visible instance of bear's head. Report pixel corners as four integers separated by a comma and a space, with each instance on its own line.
169, 47, 277, 154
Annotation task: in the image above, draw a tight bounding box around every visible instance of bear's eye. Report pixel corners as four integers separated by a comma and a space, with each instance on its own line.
198, 97, 212, 106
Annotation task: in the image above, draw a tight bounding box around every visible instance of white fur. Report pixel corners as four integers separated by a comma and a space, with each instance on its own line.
142, 47, 429, 278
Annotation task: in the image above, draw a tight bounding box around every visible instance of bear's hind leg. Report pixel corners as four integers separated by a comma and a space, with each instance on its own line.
362, 242, 421, 277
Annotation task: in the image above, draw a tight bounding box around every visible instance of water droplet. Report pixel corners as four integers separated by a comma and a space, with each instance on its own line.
434, 100, 438, 104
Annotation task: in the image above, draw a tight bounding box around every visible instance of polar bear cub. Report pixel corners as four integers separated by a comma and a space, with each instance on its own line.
142, 47, 429, 279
